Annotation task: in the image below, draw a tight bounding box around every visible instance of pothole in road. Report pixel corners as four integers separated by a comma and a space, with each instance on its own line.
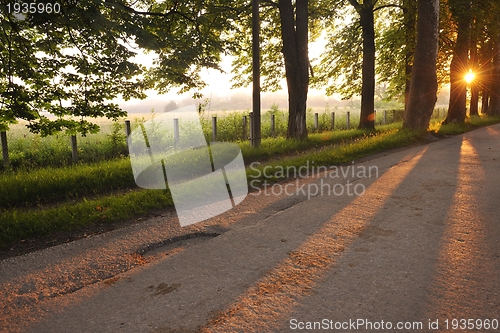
137, 231, 222, 258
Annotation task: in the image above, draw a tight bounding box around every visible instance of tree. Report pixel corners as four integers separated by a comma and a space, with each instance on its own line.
479, 39, 493, 115
375, 1, 415, 108
144, 0, 246, 95
314, 1, 413, 130
0, 1, 148, 135
402, 0, 439, 130
279, 0, 309, 138
377, 0, 416, 109
443, 0, 471, 124
489, 36, 500, 115
484, 1, 500, 115
1, 0, 240, 135
229, 0, 317, 139
347, 0, 377, 130
402, 0, 417, 111
0, 11, 45, 131
468, 4, 481, 116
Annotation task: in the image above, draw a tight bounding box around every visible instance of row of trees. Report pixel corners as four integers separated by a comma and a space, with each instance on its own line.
443, 0, 500, 123
1, 0, 499, 140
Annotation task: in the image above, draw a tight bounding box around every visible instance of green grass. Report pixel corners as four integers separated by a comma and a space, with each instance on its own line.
0, 124, 399, 210
2, 110, 498, 249
3, 120, 129, 170
0, 190, 172, 247
429, 115, 500, 135
2, 108, 408, 171
0, 123, 422, 248
0, 158, 135, 209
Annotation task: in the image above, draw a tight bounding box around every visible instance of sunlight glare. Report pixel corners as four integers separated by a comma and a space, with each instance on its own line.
465, 70, 475, 84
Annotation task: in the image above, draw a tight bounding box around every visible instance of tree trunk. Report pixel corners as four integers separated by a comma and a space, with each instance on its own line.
252, 0, 261, 146
470, 82, 480, 116
481, 90, 489, 114
489, 38, 500, 115
403, 0, 439, 130
279, 0, 309, 139
403, 0, 417, 111
480, 40, 493, 115
469, 28, 479, 116
358, 5, 376, 130
444, 19, 470, 124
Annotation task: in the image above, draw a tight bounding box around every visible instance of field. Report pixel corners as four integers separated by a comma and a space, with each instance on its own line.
2, 105, 437, 170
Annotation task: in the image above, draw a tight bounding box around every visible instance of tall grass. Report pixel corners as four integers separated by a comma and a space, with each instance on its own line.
0, 158, 135, 209
4, 120, 128, 170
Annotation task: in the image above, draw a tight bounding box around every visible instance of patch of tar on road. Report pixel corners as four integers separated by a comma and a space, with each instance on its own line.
358, 225, 396, 242
148, 282, 181, 296
137, 231, 221, 258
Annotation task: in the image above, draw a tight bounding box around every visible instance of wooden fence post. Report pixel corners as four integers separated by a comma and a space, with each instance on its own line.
71, 135, 78, 164
173, 118, 180, 147
346, 112, 350, 130
314, 113, 319, 131
212, 116, 217, 142
331, 112, 335, 130
125, 120, 131, 137
249, 112, 254, 145
242, 116, 247, 140
270, 114, 275, 136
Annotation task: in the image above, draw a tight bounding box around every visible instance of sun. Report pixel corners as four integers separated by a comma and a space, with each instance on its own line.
465, 70, 475, 84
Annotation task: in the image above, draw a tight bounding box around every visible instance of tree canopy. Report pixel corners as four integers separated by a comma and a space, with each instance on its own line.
0, 0, 242, 135
1, 0, 499, 137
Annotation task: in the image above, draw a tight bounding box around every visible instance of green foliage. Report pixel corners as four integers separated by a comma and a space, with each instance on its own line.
106, 121, 128, 157
0, 0, 150, 135
311, 6, 363, 99
145, 0, 248, 95
1, 0, 246, 136
376, 9, 407, 101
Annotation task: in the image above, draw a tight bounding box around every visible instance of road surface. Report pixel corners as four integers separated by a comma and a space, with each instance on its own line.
1, 124, 500, 332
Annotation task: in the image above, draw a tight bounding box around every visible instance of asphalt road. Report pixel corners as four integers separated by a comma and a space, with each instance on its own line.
1, 124, 500, 333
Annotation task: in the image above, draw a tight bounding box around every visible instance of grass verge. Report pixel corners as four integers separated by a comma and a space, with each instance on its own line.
429, 115, 500, 135
2, 116, 499, 249
0, 124, 398, 209
0, 190, 172, 248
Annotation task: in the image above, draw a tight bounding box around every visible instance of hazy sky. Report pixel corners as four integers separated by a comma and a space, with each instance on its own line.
117, 36, 330, 114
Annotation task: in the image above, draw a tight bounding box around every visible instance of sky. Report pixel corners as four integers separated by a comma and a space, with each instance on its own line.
116, 36, 331, 114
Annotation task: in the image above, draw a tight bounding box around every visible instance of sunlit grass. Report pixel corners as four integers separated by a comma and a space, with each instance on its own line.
0, 122, 423, 248
2, 109, 499, 250
429, 115, 500, 135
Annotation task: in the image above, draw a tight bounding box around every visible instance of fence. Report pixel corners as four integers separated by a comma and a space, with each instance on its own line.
1, 108, 449, 167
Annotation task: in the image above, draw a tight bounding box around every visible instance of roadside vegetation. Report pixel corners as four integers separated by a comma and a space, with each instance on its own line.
0, 109, 499, 249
